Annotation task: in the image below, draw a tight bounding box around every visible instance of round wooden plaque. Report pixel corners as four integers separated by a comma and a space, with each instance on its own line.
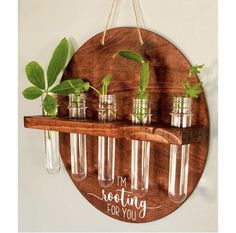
58, 27, 209, 223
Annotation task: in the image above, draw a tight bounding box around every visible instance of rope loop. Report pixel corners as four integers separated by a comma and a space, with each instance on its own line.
101, 0, 144, 46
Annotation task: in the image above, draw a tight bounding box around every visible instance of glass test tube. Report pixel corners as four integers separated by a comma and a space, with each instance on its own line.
69, 94, 87, 181
168, 96, 192, 203
131, 98, 152, 197
97, 95, 117, 187
42, 94, 61, 174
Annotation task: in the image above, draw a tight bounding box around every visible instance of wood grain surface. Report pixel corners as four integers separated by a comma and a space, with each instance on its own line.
42, 27, 210, 223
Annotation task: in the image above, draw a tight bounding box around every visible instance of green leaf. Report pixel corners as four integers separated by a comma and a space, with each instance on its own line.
115, 49, 150, 99
67, 37, 76, 65
99, 74, 112, 95
43, 94, 57, 116
69, 79, 87, 89
188, 64, 205, 77
50, 79, 88, 96
47, 38, 69, 88
102, 74, 112, 86
114, 50, 145, 64
83, 82, 90, 91
25, 61, 45, 90
135, 61, 150, 99
140, 61, 150, 93
184, 81, 203, 98
50, 80, 74, 95
102, 74, 112, 94
22, 86, 43, 100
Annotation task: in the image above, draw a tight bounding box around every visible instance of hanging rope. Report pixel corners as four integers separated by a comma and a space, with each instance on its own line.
131, 0, 144, 45
101, 0, 118, 46
101, 0, 144, 46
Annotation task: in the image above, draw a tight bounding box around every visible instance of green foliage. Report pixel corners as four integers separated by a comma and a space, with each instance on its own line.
51, 79, 90, 96
22, 86, 43, 100
99, 74, 112, 95
184, 81, 203, 98
67, 38, 76, 65
114, 50, 150, 99
83, 82, 90, 91
178, 64, 205, 99
188, 64, 205, 77
25, 61, 45, 90
22, 38, 70, 116
43, 94, 57, 116
49, 80, 74, 95
114, 50, 145, 64
137, 61, 150, 99
47, 38, 69, 88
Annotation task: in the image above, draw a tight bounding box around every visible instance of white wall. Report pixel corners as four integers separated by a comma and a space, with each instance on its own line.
18, 0, 218, 232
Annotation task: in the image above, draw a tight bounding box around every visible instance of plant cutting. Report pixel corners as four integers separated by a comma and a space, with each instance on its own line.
95, 74, 116, 188
50, 79, 90, 98
22, 37, 71, 174
98, 74, 112, 95
168, 64, 204, 204
22, 37, 69, 116
183, 64, 205, 99
113, 50, 151, 123
50, 74, 113, 97
113, 50, 150, 99
113, 50, 152, 197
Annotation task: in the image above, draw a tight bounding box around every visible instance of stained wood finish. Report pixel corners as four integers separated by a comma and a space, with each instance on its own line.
29, 27, 209, 223
24, 116, 209, 145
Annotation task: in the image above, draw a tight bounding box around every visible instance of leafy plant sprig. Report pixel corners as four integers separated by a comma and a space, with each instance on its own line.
98, 74, 112, 95
50, 79, 90, 96
183, 64, 205, 99
183, 80, 203, 98
188, 64, 204, 78
113, 50, 150, 99
50, 74, 113, 97
22, 38, 69, 116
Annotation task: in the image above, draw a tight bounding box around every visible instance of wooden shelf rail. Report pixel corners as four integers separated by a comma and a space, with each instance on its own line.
24, 116, 209, 145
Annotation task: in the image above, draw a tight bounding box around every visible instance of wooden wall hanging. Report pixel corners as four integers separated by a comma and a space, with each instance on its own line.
24, 27, 209, 223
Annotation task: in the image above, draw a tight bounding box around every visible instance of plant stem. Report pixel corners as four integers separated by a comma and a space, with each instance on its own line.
89, 85, 101, 95
47, 130, 51, 140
